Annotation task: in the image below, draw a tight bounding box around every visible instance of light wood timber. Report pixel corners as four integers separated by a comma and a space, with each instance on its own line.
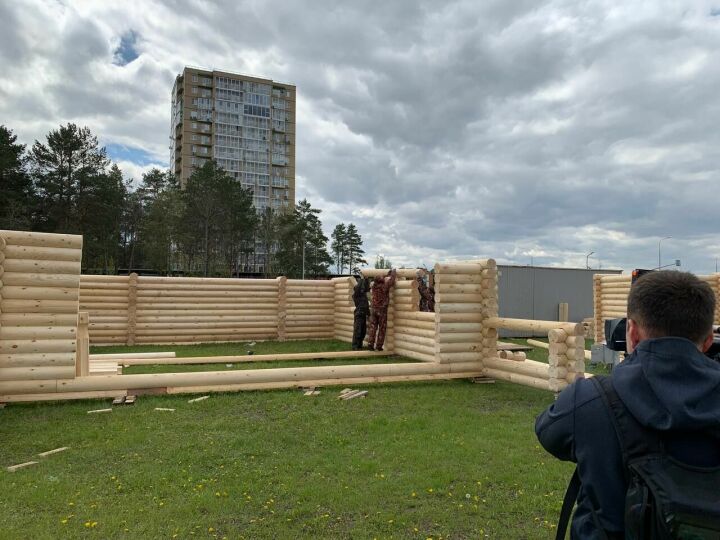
0, 339, 76, 354
1, 299, 80, 313
435, 332, 481, 344
1, 259, 81, 275
164, 371, 485, 395
0, 230, 83, 249
6, 461, 39, 472
139, 276, 279, 286
0, 326, 77, 340
435, 284, 486, 294
434, 274, 488, 285
0, 366, 76, 381
398, 327, 436, 339
44, 361, 486, 394
527, 339, 549, 350
0, 352, 76, 367
76, 312, 89, 377
548, 329, 569, 343
438, 352, 483, 362
482, 368, 550, 391
484, 357, 549, 379
135, 327, 279, 336
436, 303, 485, 314
598, 275, 630, 283
134, 334, 277, 344
3, 245, 82, 262
436, 312, 483, 323
394, 348, 437, 362
90, 351, 175, 360
435, 293, 487, 303
134, 321, 282, 330
2, 272, 81, 288
436, 322, 482, 333
391, 311, 435, 322
135, 315, 278, 323
37, 447, 69, 457
486, 318, 583, 335
559, 303, 569, 322
360, 268, 419, 278
135, 284, 278, 292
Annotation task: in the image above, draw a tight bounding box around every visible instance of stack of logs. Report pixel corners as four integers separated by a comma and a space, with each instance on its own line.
434, 260, 498, 365
333, 276, 355, 343
79, 275, 130, 344
284, 279, 334, 340
133, 276, 279, 344
593, 273, 720, 343
0, 230, 83, 385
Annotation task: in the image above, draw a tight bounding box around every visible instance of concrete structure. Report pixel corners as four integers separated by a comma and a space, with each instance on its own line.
497, 265, 622, 337
170, 67, 296, 212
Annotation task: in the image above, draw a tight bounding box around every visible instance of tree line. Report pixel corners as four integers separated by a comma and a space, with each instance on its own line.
0, 123, 365, 278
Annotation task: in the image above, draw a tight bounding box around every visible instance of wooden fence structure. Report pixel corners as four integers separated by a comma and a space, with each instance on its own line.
1, 229, 589, 402
592, 273, 720, 343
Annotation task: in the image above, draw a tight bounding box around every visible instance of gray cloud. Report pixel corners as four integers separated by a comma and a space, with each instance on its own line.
1, 0, 719, 273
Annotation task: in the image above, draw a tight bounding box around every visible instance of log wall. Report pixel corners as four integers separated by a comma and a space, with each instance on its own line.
0, 230, 83, 385
333, 277, 355, 343
593, 273, 720, 343
434, 260, 498, 366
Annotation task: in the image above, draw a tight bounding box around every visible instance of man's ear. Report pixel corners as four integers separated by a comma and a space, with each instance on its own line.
626, 318, 642, 353
701, 332, 714, 353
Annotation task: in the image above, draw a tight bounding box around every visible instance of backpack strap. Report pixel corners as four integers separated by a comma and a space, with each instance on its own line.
590, 375, 663, 466
555, 468, 581, 540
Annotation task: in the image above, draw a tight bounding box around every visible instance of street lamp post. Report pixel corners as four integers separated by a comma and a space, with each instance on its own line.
586, 251, 594, 269
658, 236, 671, 269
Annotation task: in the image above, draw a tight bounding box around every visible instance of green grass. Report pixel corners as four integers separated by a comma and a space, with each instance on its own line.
0, 339, 580, 539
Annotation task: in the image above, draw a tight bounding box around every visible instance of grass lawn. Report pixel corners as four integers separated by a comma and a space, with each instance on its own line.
0, 339, 590, 539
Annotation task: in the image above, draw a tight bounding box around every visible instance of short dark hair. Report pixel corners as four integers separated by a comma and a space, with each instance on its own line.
627, 271, 715, 344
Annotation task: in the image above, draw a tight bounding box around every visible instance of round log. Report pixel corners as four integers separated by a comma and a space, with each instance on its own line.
1, 230, 82, 249
435, 312, 483, 323
484, 357, 549, 378
1, 299, 79, 314
135, 327, 278, 336
3, 245, 82, 262
0, 366, 76, 381
436, 303, 485, 314
482, 368, 550, 390
0, 326, 76, 340
2, 259, 81, 275
2, 272, 80, 288
136, 290, 278, 298
599, 275, 630, 283
437, 352, 483, 362
434, 274, 487, 285
435, 332, 480, 344
393, 348, 436, 362
360, 269, 419, 278
435, 293, 487, 303
134, 303, 276, 311
1, 286, 79, 301
0, 352, 76, 367
0, 339, 76, 354
0, 313, 78, 326
138, 276, 279, 286
486, 317, 583, 335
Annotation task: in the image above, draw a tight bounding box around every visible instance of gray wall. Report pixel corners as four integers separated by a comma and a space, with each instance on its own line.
497, 266, 622, 337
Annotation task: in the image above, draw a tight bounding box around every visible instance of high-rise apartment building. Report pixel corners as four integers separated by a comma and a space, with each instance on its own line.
170, 67, 296, 212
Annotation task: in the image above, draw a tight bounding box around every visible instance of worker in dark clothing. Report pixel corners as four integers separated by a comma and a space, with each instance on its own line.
535, 271, 720, 538
367, 269, 397, 351
351, 276, 370, 350
417, 273, 435, 312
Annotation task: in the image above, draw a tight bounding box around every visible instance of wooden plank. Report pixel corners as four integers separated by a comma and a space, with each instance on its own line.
37, 447, 69, 457
7, 461, 39, 472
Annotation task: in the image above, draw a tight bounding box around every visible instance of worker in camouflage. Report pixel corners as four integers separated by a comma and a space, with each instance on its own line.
417, 272, 435, 312
367, 269, 397, 351
351, 276, 370, 350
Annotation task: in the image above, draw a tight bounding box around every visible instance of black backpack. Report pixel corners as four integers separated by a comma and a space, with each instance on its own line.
556, 375, 720, 540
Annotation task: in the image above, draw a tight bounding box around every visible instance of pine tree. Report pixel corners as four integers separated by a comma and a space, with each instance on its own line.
0, 125, 33, 229
330, 223, 347, 273
344, 223, 367, 274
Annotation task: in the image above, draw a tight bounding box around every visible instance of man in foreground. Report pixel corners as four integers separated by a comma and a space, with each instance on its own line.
367, 269, 397, 351
351, 276, 370, 350
535, 271, 720, 538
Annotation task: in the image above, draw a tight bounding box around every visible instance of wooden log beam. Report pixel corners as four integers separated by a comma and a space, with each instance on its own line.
2, 272, 81, 288
482, 368, 551, 391
360, 268, 419, 278
0, 230, 83, 249
0, 352, 76, 367
485, 317, 583, 335
30, 361, 489, 394
483, 357, 549, 379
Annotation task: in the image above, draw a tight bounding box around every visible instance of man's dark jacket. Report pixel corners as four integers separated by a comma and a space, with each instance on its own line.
535, 337, 720, 538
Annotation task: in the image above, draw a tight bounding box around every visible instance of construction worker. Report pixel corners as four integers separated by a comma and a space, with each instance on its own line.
351, 276, 370, 350
367, 269, 397, 351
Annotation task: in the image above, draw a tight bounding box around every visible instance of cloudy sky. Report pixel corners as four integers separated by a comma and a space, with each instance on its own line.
2, 0, 719, 273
